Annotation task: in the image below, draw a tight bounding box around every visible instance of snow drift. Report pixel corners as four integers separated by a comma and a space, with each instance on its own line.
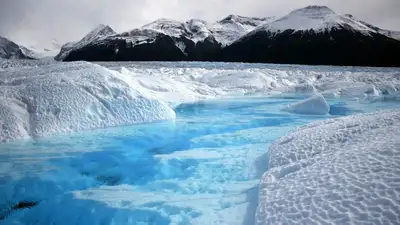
0, 62, 175, 142
257, 109, 400, 224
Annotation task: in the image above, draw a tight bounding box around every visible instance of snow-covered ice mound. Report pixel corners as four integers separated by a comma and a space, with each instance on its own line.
107, 62, 400, 103
0, 62, 175, 142
284, 93, 330, 115
257, 109, 400, 225
1, 60, 399, 142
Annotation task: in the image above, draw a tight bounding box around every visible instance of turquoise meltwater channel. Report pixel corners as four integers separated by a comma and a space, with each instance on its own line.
0, 96, 399, 225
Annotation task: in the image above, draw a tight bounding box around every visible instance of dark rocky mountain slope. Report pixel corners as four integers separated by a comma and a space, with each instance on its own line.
57, 6, 400, 67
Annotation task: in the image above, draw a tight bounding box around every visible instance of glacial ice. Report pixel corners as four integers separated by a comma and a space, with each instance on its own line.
110, 62, 400, 104
1, 60, 399, 142
0, 97, 300, 225
284, 93, 330, 115
0, 60, 400, 225
0, 62, 175, 142
257, 109, 400, 225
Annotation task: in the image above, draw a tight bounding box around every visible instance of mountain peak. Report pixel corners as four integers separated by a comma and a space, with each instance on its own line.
92, 24, 108, 31
248, 5, 375, 35
89, 24, 115, 36
0, 36, 30, 59
142, 18, 182, 28
80, 24, 115, 43
302, 5, 333, 11
344, 14, 354, 18
219, 14, 271, 24
290, 5, 335, 18
220, 14, 240, 22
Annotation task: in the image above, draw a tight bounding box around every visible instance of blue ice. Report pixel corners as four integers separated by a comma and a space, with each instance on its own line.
0, 96, 398, 225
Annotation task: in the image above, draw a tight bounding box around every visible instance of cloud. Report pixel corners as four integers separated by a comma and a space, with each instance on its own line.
0, 0, 399, 46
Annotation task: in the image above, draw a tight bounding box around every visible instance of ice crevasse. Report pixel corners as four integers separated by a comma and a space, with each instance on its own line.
0, 62, 176, 142
257, 109, 400, 225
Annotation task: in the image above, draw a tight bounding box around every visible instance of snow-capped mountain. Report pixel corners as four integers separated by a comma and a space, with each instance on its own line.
141, 18, 211, 43
80, 24, 116, 44
19, 46, 39, 59
19, 38, 63, 59
219, 5, 400, 67
344, 14, 400, 40
57, 15, 273, 61
55, 24, 116, 61
140, 15, 276, 46
56, 6, 400, 67
212, 15, 275, 45
0, 36, 31, 59
248, 6, 375, 35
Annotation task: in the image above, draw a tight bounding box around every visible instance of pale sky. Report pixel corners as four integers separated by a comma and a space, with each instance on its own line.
0, 0, 399, 47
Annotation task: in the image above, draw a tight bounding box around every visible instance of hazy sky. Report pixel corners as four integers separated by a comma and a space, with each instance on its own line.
0, 0, 399, 47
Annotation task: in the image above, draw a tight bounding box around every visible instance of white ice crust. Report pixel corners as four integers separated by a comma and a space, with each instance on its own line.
1, 60, 399, 142
114, 63, 400, 105
257, 109, 400, 225
0, 62, 175, 142
284, 93, 330, 115
0, 60, 399, 225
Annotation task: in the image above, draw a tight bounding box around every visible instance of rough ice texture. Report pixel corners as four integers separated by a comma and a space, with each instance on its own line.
257, 109, 400, 225
284, 93, 330, 115
2, 61, 400, 105
1, 60, 399, 141
0, 62, 175, 142
97, 62, 400, 105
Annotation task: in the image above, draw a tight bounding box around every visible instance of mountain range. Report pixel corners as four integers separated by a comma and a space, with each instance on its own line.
2, 5, 400, 67
0, 37, 33, 59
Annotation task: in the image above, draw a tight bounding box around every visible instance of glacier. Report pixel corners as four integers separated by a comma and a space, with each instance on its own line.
257, 109, 400, 225
0, 60, 400, 225
1, 60, 399, 142
0, 61, 175, 142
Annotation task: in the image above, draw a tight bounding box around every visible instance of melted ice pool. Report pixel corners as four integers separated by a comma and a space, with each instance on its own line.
0, 97, 398, 225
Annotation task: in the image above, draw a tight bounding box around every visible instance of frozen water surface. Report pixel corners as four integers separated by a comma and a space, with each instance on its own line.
0, 60, 400, 224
